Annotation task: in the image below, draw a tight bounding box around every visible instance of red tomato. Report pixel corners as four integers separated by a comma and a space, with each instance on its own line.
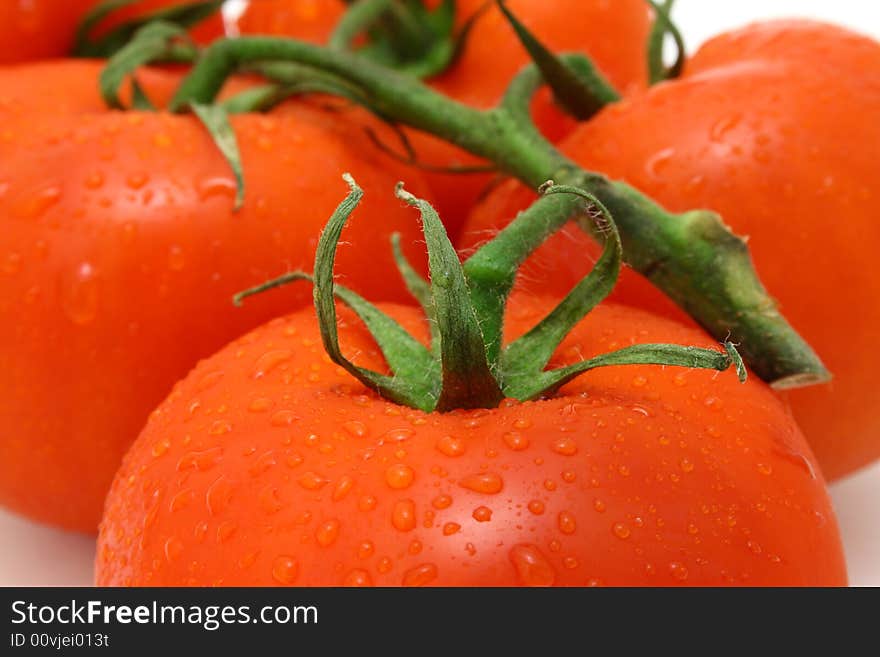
459, 21, 880, 480
237, 0, 652, 235
95, 297, 846, 586
0, 0, 223, 64
0, 61, 432, 531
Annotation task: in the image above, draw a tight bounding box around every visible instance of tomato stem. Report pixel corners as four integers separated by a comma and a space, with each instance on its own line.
170, 35, 829, 389
646, 0, 686, 85
238, 175, 746, 411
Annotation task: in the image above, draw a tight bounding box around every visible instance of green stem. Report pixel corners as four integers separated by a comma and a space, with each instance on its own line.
329, 0, 394, 50
646, 0, 686, 85
170, 37, 829, 389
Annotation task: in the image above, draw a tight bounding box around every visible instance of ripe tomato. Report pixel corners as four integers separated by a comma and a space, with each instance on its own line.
95, 297, 846, 586
0, 0, 223, 65
459, 21, 880, 480
0, 61, 432, 531
236, 0, 651, 234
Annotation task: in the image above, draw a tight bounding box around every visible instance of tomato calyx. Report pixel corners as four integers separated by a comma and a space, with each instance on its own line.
332, 0, 483, 80
72, 0, 222, 59
236, 175, 746, 412
495, 1, 620, 120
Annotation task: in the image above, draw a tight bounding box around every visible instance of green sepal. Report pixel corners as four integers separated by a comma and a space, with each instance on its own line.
462, 186, 583, 365
646, 0, 686, 85
331, 0, 476, 79
313, 175, 439, 411
190, 103, 245, 211
100, 21, 198, 109
73, 0, 223, 59
495, 0, 620, 120
500, 185, 621, 383
504, 343, 745, 400
395, 183, 505, 411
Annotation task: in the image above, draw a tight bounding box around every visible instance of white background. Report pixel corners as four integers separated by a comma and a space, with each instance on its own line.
1, 0, 878, 587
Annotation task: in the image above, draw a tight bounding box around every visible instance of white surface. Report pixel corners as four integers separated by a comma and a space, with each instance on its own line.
1, 1, 878, 588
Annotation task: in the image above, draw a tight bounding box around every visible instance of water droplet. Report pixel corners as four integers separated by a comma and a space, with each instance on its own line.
259, 486, 283, 514
593, 499, 606, 513
646, 147, 676, 178
435, 435, 466, 457
169, 489, 193, 513
679, 458, 695, 473
443, 522, 461, 536
332, 475, 354, 501
551, 437, 578, 456
357, 541, 374, 559
248, 451, 277, 477
558, 511, 576, 535
2, 252, 21, 275
502, 431, 529, 451
316, 519, 341, 547
61, 262, 99, 325
612, 522, 631, 540
248, 397, 273, 413
208, 419, 232, 436
459, 472, 503, 495
668, 561, 689, 581
151, 437, 171, 458
343, 421, 367, 437
270, 410, 298, 427
527, 500, 545, 515
472, 506, 492, 522
177, 447, 224, 472
126, 173, 149, 190
16, 186, 62, 219
376, 557, 393, 574
385, 463, 415, 490
561, 470, 576, 483
402, 563, 438, 587
432, 494, 452, 509
343, 569, 373, 587
205, 476, 234, 516
710, 113, 742, 141
756, 462, 773, 476
162, 245, 185, 272
272, 556, 299, 585
358, 495, 377, 511
164, 537, 184, 563
392, 499, 416, 532
196, 370, 224, 392
508, 544, 556, 587
216, 521, 237, 544
298, 471, 329, 490
253, 350, 293, 379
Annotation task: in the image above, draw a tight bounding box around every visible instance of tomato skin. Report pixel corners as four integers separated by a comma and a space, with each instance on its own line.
459, 21, 880, 480
0, 0, 96, 64
0, 62, 432, 531
95, 297, 846, 586
237, 0, 651, 235
0, 0, 223, 64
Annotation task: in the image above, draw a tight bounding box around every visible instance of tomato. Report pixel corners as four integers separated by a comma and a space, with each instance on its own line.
237, 0, 651, 235
235, 0, 346, 44
459, 21, 880, 480
0, 0, 224, 65
0, 60, 432, 531
95, 296, 846, 586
